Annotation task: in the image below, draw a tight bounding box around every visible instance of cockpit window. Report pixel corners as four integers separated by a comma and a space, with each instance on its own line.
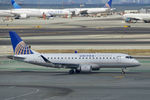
126, 56, 133, 59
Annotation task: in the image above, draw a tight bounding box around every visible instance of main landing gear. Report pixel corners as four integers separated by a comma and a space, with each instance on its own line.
69, 69, 81, 74
69, 69, 74, 74
121, 68, 126, 74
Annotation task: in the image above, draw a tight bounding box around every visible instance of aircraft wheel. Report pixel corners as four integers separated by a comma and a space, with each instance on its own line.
69, 69, 74, 74
121, 68, 125, 74
75, 69, 81, 74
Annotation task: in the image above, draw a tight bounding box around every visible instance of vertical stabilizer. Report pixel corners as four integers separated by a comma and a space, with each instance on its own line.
104, 0, 112, 8
11, 0, 21, 9
9, 31, 34, 55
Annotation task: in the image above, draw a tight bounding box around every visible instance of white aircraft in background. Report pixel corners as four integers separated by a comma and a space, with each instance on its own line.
65, 0, 113, 15
9, 31, 140, 74
0, 10, 13, 17
123, 13, 150, 23
8, 0, 72, 19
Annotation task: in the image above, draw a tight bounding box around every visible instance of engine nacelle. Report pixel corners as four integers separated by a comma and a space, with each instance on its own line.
45, 12, 53, 17
144, 20, 150, 23
125, 18, 137, 23
125, 18, 131, 23
75, 11, 81, 15
20, 14, 28, 19
80, 65, 92, 72
15, 14, 28, 19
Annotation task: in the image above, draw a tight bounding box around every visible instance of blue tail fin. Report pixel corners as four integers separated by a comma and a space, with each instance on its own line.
104, 0, 112, 8
9, 31, 34, 55
11, 0, 21, 9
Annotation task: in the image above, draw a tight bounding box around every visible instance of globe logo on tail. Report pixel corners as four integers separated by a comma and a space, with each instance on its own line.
15, 41, 33, 55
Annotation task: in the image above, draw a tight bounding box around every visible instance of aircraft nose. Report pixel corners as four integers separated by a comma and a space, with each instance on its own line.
133, 60, 141, 67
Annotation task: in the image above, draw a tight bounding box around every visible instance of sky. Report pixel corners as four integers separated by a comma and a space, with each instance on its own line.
0, 0, 150, 4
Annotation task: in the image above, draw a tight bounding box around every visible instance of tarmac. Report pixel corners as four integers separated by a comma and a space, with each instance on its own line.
0, 57, 150, 100
1, 27, 150, 55
0, 15, 150, 100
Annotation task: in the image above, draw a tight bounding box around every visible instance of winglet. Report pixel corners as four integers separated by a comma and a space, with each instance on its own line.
11, 0, 21, 9
9, 31, 34, 55
104, 0, 112, 8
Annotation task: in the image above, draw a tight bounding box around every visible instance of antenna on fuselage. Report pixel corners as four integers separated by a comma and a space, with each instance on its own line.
75, 51, 78, 53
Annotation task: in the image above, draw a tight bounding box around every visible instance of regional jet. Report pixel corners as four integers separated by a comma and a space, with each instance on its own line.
9, 31, 140, 74
123, 13, 150, 23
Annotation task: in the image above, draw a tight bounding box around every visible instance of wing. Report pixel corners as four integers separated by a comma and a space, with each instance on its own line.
40, 55, 79, 69
79, 10, 88, 14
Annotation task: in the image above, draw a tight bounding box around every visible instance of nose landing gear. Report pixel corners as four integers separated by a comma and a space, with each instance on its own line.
121, 68, 126, 74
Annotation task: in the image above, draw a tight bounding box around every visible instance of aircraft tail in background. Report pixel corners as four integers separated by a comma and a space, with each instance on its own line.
11, 0, 21, 9
104, 0, 112, 8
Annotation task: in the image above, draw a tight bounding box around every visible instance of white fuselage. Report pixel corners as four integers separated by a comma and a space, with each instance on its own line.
65, 8, 110, 15
85, 8, 110, 14
12, 8, 71, 16
0, 10, 13, 17
16, 53, 140, 69
0, 8, 71, 18
123, 13, 150, 21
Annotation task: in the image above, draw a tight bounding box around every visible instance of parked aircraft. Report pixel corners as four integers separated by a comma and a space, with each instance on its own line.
9, 31, 140, 74
65, 0, 113, 15
123, 13, 150, 23
10, 0, 72, 19
0, 10, 13, 17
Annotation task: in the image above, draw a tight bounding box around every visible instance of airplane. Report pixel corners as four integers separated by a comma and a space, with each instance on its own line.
10, 0, 72, 19
9, 31, 140, 74
0, 10, 13, 17
65, 0, 113, 15
123, 13, 150, 23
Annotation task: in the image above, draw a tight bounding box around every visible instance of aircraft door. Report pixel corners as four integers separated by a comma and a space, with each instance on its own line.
117, 56, 121, 63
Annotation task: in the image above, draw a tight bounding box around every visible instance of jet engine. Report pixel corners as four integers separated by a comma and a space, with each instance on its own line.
20, 14, 28, 18
15, 14, 28, 19
80, 65, 92, 72
144, 20, 150, 23
125, 18, 138, 23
